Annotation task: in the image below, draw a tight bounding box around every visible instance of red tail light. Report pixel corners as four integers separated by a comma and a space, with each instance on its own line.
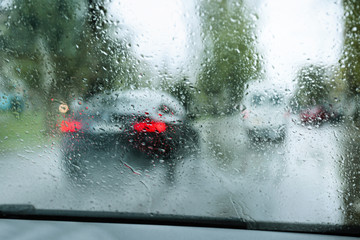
133, 121, 166, 133
242, 110, 249, 119
60, 120, 82, 132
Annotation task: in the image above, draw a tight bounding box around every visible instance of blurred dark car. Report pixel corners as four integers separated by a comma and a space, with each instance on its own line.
60, 89, 199, 177
299, 104, 342, 125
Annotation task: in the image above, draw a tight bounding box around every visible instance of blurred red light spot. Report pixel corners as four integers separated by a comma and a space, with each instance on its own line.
133, 121, 166, 133
241, 110, 249, 119
60, 120, 82, 132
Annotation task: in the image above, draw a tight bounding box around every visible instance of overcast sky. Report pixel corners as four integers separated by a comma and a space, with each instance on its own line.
108, 0, 343, 91
257, 0, 343, 90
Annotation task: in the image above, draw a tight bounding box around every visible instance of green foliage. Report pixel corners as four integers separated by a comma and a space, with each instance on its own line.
292, 64, 330, 109
0, 111, 45, 152
339, 0, 360, 226
0, 0, 139, 133
161, 77, 197, 114
0, 0, 139, 102
196, 0, 261, 115
342, 0, 360, 96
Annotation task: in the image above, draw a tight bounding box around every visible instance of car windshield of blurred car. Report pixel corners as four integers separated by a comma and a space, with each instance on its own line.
1, 0, 360, 237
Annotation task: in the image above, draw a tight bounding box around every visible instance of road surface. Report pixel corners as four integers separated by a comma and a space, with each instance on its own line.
0, 114, 347, 224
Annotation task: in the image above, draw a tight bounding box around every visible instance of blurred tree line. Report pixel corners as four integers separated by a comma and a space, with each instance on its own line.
196, 0, 261, 116
0, 0, 140, 129
289, 0, 360, 225
0, 0, 261, 121
291, 64, 330, 111
342, 0, 360, 99
340, 0, 360, 226
290, 63, 347, 113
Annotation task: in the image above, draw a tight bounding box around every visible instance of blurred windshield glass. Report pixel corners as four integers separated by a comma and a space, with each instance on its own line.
1, 0, 360, 229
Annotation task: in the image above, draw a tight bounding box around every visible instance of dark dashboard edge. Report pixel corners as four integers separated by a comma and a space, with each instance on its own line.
0, 206, 359, 237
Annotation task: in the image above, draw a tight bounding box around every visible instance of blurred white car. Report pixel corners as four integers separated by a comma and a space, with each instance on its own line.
241, 83, 289, 142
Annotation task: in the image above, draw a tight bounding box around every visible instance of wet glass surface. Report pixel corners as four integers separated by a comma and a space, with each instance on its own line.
0, 0, 360, 229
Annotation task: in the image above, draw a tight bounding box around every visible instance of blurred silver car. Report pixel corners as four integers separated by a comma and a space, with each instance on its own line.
241, 83, 289, 142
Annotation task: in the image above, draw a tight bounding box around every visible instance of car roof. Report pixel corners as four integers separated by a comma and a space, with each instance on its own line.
110, 89, 186, 117
71, 89, 186, 119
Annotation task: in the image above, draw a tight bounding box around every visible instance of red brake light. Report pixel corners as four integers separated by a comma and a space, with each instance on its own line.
60, 120, 82, 132
133, 121, 166, 133
242, 110, 249, 119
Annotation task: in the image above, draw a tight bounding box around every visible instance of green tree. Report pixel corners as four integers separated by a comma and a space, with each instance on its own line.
0, 0, 139, 129
161, 76, 197, 115
196, 0, 261, 116
1, 0, 138, 99
342, 0, 360, 97
291, 64, 330, 110
340, 0, 360, 225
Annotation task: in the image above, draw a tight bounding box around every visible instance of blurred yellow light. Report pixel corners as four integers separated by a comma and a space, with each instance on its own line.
59, 103, 69, 113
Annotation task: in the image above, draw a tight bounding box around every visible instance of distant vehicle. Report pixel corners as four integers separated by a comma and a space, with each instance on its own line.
241, 83, 289, 142
60, 89, 199, 178
300, 104, 343, 125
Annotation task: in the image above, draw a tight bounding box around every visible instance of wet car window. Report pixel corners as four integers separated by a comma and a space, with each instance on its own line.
1, 0, 360, 235
251, 94, 265, 106
270, 94, 284, 106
